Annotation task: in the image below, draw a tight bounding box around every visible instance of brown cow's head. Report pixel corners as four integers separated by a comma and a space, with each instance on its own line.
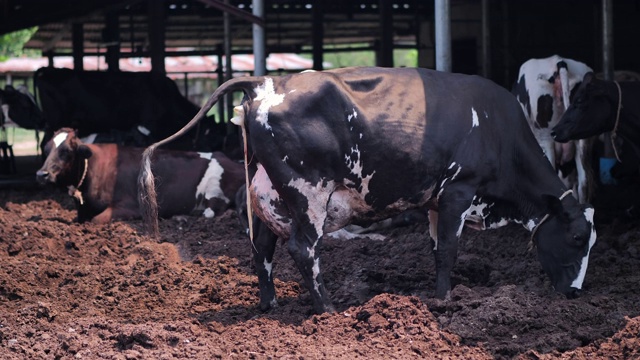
36, 128, 93, 186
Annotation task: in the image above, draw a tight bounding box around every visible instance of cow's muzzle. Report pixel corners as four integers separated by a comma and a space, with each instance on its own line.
563, 287, 582, 299
36, 170, 51, 184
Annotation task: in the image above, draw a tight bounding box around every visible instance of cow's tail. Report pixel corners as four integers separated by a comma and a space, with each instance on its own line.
138, 76, 264, 237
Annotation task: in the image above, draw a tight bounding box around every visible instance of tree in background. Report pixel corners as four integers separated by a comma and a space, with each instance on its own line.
311, 46, 418, 69
0, 28, 39, 61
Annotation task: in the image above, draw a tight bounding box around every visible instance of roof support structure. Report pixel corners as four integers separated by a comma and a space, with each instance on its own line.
72, 23, 84, 71
435, 0, 451, 72
312, 0, 324, 71
148, 0, 166, 74
600, 0, 615, 167
481, 0, 490, 78
252, 0, 266, 76
377, 0, 393, 67
104, 11, 120, 72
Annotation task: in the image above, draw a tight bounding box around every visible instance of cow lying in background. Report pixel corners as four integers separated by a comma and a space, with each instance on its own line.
35, 67, 230, 154
512, 55, 594, 203
0, 84, 44, 130
36, 128, 244, 223
140, 67, 596, 314
552, 73, 640, 175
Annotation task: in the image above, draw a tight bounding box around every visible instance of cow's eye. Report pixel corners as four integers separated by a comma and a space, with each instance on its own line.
58, 148, 71, 159
573, 234, 585, 246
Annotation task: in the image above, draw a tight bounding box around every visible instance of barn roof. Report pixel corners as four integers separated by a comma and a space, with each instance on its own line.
0, 52, 317, 78
0, 0, 423, 56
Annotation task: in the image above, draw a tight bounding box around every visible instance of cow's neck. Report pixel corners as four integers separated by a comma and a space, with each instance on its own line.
68, 158, 89, 205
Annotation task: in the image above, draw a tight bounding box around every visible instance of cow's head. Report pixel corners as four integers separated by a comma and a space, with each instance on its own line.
552, 72, 617, 142
533, 194, 596, 298
36, 128, 93, 185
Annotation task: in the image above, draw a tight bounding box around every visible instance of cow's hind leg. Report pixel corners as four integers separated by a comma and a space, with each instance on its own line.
252, 217, 279, 311
287, 221, 336, 314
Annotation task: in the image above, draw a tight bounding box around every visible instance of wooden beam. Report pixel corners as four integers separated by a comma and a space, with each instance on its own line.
72, 23, 84, 71
148, 0, 165, 73
196, 0, 265, 27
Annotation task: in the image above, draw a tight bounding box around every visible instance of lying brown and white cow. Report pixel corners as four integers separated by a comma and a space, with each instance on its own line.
36, 128, 244, 223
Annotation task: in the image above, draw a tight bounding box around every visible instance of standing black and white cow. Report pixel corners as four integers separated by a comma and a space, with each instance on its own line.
140, 67, 596, 314
37, 128, 244, 223
512, 55, 594, 203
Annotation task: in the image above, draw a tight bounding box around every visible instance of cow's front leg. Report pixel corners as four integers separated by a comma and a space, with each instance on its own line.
433, 184, 476, 299
252, 217, 279, 311
287, 221, 335, 314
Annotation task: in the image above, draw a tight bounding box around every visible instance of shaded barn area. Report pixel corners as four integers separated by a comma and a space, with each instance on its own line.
1, 1, 640, 359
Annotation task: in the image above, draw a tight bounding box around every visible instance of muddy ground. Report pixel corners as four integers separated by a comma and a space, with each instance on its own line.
1, 156, 640, 359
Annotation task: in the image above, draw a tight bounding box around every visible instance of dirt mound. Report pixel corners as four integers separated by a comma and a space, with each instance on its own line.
1, 185, 639, 359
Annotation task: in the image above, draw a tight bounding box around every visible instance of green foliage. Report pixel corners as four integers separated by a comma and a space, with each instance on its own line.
303, 46, 418, 69
0, 28, 40, 61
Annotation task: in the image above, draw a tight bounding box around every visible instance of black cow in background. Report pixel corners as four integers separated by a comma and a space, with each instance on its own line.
0, 84, 44, 130
35, 67, 232, 156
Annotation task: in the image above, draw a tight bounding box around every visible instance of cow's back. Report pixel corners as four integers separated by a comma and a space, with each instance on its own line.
247, 67, 545, 223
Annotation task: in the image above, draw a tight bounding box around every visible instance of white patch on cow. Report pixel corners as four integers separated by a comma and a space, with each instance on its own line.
347, 108, 358, 122
344, 145, 375, 198
80, 133, 97, 144
287, 177, 335, 237
251, 165, 291, 238
437, 162, 462, 200
326, 228, 386, 241
264, 258, 273, 280
524, 219, 536, 231
254, 78, 285, 130
300, 161, 304, 166
137, 125, 151, 136
487, 218, 510, 229
196, 159, 229, 203
359, 133, 363, 139
306, 241, 321, 293
571, 208, 597, 289
203, 208, 215, 218
471, 107, 479, 127
428, 210, 439, 250
282, 155, 289, 163
457, 197, 491, 237
198, 152, 213, 160
53, 132, 69, 148
1, 104, 12, 124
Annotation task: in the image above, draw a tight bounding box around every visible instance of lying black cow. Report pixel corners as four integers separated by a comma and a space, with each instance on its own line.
0, 84, 44, 130
35, 67, 229, 153
552, 72, 640, 162
140, 67, 597, 314
37, 128, 244, 223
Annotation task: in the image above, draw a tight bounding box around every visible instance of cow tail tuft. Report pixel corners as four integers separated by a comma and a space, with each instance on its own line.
138, 144, 160, 238
137, 75, 262, 238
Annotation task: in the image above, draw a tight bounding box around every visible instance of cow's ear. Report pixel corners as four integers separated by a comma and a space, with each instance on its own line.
541, 194, 568, 221
77, 144, 93, 159
583, 72, 595, 85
